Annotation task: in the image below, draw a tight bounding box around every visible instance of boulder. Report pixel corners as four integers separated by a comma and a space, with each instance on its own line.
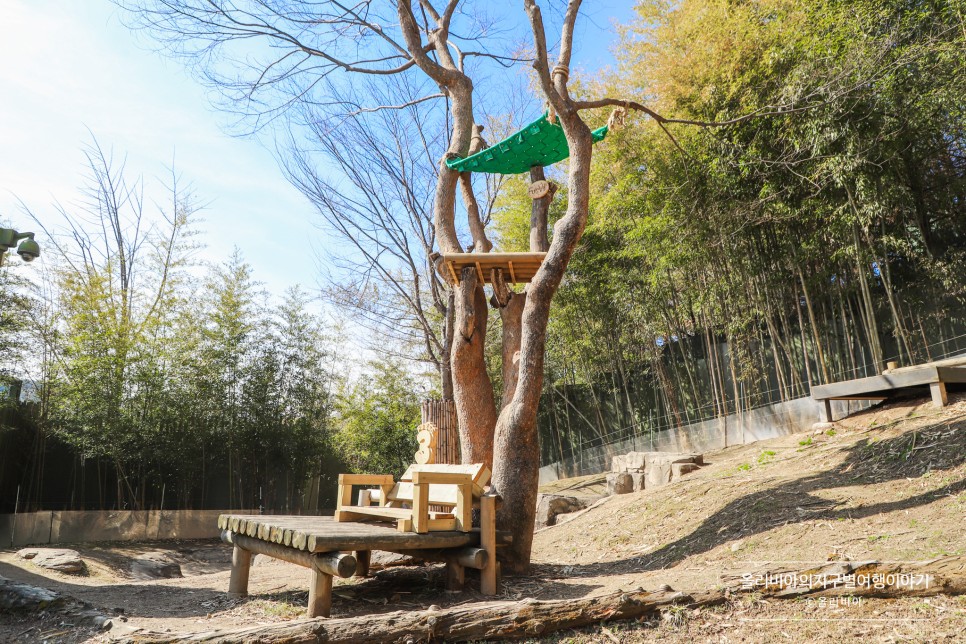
535, 494, 587, 527
17, 548, 85, 575
369, 551, 424, 570
671, 462, 701, 479
606, 472, 634, 495
612, 451, 648, 472
645, 461, 672, 489
0, 576, 65, 611
131, 552, 183, 580
610, 454, 623, 472
630, 472, 647, 492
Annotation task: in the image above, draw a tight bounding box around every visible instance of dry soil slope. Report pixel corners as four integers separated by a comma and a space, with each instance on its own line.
528, 395, 966, 598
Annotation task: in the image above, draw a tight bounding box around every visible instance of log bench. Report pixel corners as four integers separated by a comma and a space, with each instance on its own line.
218, 501, 501, 617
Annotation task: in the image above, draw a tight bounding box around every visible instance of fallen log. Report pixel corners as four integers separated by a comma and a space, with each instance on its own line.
130, 588, 695, 643
132, 556, 966, 643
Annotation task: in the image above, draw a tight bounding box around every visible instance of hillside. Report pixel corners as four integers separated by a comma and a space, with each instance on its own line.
526, 393, 966, 640
1, 394, 964, 642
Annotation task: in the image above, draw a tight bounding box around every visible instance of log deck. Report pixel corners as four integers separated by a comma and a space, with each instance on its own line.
811, 363, 966, 422
217, 512, 500, 618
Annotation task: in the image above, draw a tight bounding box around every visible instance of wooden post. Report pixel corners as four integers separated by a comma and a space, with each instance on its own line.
455, 482, 472, 531
308, 568, 333, 618
930, 381, 948, 408
335, 476, 353, 522
445, 560, 465, 591
480, 494, 498, 595
413, 481, 430, 534
228, 544, 252, 598
820, 399, 833, 423
354, 550, 371, 578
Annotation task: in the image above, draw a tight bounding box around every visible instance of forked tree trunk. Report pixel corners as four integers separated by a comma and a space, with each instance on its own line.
499, 294, 527, 408
491, 108, 594, 572
451, 270, 497, 469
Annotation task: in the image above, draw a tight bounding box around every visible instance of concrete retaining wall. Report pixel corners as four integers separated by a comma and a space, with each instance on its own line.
539, 396, 873, 483
0, 509, 247, 548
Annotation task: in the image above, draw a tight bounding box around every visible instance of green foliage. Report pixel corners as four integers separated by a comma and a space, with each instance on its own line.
17, 143, 339, 511
332, 359, 421, 477
534, 0, 966, 465
0, 256, 32, 423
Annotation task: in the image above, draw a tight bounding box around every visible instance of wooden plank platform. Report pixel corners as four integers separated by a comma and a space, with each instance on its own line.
810, 364, 966, 422
218, 514, 475, 553
439, 252, 545, 285
218, 511, 502, 618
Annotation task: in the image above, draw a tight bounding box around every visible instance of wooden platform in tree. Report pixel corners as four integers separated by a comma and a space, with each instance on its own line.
439, 252, 546, 285
810, 363, 966, 422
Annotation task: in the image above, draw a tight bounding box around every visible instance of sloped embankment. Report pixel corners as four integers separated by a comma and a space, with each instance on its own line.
533, 395, 966, 593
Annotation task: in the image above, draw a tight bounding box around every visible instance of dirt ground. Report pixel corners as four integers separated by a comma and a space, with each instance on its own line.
1, 393, 965, 642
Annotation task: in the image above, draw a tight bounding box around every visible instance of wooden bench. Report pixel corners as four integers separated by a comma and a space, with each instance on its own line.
334, 463, 491, 534
811, 363, 966, 422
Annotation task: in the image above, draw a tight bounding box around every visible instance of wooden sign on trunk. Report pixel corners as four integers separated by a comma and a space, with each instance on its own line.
527, 180, 550, 199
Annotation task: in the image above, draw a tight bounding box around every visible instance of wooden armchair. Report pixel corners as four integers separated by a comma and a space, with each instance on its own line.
334, 463, 491, 534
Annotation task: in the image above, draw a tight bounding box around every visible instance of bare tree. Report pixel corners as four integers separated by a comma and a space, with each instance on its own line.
283, 74, 457, 394
118, 0, 717, 570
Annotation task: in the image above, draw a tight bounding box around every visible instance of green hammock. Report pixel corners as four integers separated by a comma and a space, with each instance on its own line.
445, 113, 608, 175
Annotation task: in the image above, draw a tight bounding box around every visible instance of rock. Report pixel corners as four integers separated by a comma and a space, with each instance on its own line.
535, 494, 587, 527
671, 462, 701, 479
369, 551, 424, 570
630, 472, 647, 492
612, 452, 648, 472
645, 464, 671, 489
644, 452, 704, 489
606, 472, 634, 495
17, 548, 85, 574
0, 575, 65, 611
626, 452, 647, 471
611, 454, 624, 472
812, 422, 834, 432
131, 552, 183, 580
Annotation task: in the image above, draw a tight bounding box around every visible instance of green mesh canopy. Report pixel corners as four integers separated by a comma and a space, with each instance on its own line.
445, 113, 608, 175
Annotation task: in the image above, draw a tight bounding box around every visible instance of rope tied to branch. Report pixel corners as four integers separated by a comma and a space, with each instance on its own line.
546, 65, 570, 126
607, 105, 627, 132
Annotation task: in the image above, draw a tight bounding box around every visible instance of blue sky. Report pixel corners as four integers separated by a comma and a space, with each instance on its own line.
1, 0, 636, 298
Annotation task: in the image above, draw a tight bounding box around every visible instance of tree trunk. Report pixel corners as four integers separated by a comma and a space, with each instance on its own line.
440, 290, 456, 400
490, 110, 594, 573
528, 166, 552, 253
499, 293, 527, 408
451, 270, 496, 470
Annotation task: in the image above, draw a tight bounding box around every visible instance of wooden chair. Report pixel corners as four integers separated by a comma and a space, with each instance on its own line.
334, 463, 490, 534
